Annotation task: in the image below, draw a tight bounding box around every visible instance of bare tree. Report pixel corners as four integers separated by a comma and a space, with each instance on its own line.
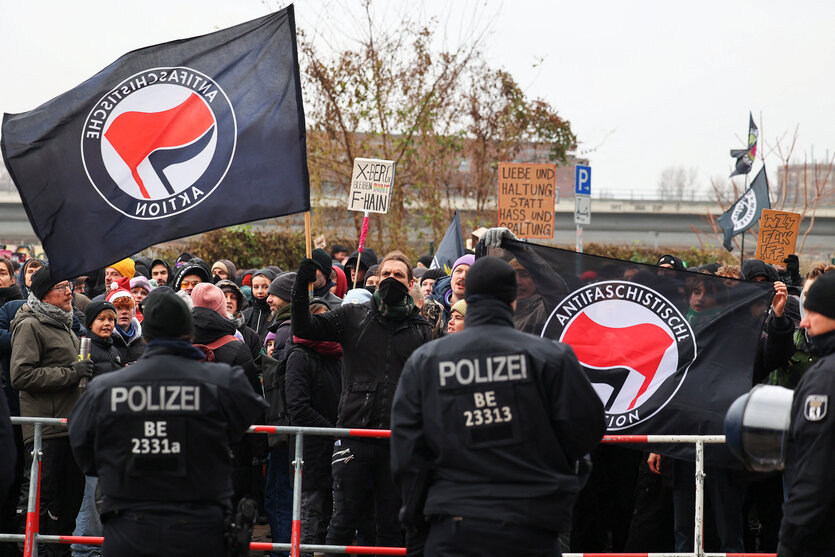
657, 166, 698, 200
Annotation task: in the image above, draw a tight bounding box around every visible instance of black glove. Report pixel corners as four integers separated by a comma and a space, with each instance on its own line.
783, 254, 800, 275
73, 358, 94, 379
297, 258, 317, 284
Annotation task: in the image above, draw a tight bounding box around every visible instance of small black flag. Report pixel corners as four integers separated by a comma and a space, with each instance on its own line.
718, 167, 771, 251
729, 112, 759, 177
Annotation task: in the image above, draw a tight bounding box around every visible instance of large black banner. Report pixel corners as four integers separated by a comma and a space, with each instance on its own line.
488, 239, 774, 463
2, 8, 309, 280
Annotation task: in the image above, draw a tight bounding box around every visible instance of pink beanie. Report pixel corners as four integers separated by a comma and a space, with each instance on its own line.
190, 282, 227, 316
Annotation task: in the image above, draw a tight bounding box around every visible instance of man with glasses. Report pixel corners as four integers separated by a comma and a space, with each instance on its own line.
10, 266, 93, 557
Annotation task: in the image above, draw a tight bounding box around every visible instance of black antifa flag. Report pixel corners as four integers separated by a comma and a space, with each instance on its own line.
1, 8, 309, 280
717, 166, 770, 251
488, 239, 773, 464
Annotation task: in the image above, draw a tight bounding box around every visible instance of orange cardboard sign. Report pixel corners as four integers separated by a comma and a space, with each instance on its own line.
754, 209, 801, 265
497, 163, 556, 239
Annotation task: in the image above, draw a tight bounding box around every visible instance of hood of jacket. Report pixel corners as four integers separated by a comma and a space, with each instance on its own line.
192, 306, 237, 344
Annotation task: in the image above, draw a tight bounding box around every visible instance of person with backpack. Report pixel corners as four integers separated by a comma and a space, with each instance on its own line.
284, 298, 342, 557
190, 283, 266, 510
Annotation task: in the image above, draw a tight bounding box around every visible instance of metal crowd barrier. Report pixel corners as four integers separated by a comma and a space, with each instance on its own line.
2, 417, 777, 557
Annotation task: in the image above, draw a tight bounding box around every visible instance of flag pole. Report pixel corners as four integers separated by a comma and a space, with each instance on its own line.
739, 172, 750, 266
353, 211, 370, 289
304, 211, 313, 296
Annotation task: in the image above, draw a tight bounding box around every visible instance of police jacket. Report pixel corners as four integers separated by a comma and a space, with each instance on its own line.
291, 279, 432, 429
391, 297, 605, 532
68, 338, 267, 514
778, 330, 835, 557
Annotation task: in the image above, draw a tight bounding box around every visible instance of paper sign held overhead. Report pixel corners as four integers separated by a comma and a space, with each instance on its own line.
754, 209, 801, 265
347, 158, 395, 213
497, 162, 557, 239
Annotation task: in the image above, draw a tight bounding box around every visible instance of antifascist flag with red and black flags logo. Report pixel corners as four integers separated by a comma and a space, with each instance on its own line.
729, 112, 759, 177
484, 239, 773, 464
1, 8, 309, 280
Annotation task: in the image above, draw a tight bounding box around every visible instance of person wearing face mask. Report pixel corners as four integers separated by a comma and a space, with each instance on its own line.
769, 264, 830, 389
292, 250, 432, 555
777, 271, 835, 557
243, 269, 277, 341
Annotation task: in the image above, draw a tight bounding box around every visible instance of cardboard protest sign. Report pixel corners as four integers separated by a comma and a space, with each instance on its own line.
347, 158, 395, 213
754, 209, 801, 264
497, 163, 556, 239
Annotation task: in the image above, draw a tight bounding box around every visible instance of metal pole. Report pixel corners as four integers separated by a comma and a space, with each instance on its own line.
694, 439, 705, 557
576, 224, 583, 253
290, 432, 304, 557
24, 422, 43, 557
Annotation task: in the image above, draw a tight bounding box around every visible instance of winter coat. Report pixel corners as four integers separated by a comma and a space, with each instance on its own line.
10, 304, 83, 443
291, 278, 432, 429
285, 340, 342, 489
87, 332, 124, 378
192, 307, 260, 394
111, 318, 145, 365
243, 297, 274, 341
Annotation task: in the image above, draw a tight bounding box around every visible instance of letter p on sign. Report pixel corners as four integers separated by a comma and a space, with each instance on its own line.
575, 165, 591, 196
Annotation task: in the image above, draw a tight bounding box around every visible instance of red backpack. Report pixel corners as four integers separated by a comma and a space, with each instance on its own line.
193, 335, 241, 362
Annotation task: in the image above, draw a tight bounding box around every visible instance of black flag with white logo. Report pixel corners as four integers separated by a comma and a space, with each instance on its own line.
717, 166, 771, 252
485, 239, 773, 464
1, 8, 309, 280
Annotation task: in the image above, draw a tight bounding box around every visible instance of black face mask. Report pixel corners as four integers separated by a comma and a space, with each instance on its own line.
365, 285, 377, 295
378, 277, 409, 305
808, 329, 835, 357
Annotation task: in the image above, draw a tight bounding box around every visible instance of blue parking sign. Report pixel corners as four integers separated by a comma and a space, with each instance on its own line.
575, 165, 591, 195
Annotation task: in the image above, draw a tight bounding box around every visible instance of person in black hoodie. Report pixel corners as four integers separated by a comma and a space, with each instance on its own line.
284, 298, 342, 557
150, 258, 172, 287
0, 257, 23, 308
83, 301, 124, 378
244, 269, 277, 341
189, 282, 266, 509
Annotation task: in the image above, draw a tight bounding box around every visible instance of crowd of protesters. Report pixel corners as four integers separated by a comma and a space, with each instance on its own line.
0, 228, 828, 556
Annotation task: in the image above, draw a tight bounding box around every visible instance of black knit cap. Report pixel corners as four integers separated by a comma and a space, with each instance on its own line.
465, 256, 517, 304
420, 267, 447, 286
29, 265, 58, 300
311, 248, 333, 276
141, 286, 194, 340
85, 301, 116, 328
804, 271, 835, 320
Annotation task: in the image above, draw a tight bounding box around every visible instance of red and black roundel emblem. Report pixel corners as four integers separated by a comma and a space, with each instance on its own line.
542, 280, 697, 430
81, 67, 236, 220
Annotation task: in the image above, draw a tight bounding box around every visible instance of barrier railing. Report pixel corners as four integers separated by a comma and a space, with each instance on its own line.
3, 417, 776, 557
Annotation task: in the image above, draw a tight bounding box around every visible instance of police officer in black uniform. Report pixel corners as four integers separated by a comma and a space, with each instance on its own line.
68, 287, 267, 557
778, 271, 835, 557
391, 256, 605, 557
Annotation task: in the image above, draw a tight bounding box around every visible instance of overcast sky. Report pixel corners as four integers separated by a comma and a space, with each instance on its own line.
2, 0, 833, 199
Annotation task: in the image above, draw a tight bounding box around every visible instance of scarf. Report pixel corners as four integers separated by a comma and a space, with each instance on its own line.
116, 319, 138, 342
373, 286, 415, 322
26, 292, 73, 330
274, 303, 292, 323
314, 280, 335, 298
293, 336, 343, 359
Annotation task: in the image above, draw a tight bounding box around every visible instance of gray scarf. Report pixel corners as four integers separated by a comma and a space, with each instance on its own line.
27, 292, 73, 331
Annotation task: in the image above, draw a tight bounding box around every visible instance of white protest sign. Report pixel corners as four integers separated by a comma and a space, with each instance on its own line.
347, 158, 395, 213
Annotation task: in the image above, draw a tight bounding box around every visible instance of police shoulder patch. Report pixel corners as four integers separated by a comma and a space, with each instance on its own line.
804, 394, 828, 422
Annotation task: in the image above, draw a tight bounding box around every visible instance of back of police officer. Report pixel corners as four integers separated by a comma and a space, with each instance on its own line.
69, 287, 267, 557
778, 272, 835, 557
391, 257, 605, 557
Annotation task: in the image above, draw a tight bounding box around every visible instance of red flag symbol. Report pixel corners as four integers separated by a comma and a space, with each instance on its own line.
563, 312, 674, 410
104, 93, 214, 199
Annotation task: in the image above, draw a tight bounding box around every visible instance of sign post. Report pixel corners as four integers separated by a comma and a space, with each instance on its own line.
574, 165, 591, 253
347, 158, 395, 288
497, 163, 557, 240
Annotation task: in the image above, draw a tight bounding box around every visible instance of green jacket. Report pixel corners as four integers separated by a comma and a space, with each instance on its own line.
10, 304, 83, 443
768, 329, 817, 390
